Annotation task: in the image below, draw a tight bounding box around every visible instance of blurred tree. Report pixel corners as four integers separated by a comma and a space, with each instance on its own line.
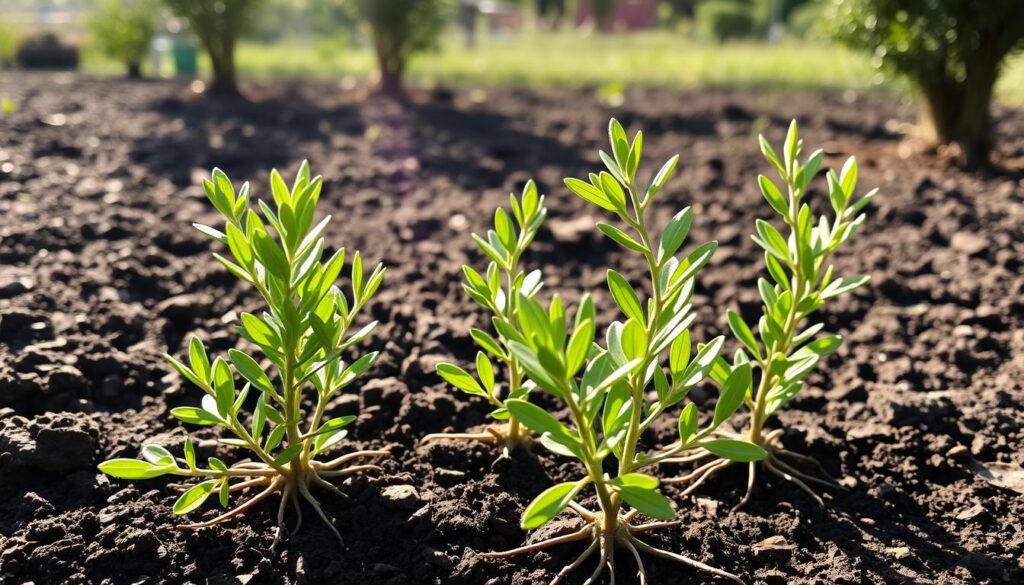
163, 0, 265, 94
349, 0, 448, 97
536, 0, 566, 29
89, 0, 158, 78
829, 0, 1024, 168
592, 0, 614, 29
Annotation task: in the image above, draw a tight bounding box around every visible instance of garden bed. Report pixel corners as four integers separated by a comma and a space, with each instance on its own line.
1, 72, 1022, 584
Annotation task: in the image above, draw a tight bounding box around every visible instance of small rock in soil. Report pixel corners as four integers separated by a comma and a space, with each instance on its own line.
752, 535, 794, 563
954, 503, 986, 522
381, 484, 422, 511
0, 276, 34, 298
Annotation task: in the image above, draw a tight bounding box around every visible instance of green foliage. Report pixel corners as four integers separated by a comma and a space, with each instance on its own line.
100, 162, 385, 524
695, 0, 764, 41
737, 120, 872, 438
349, 0, 448, 92
432, 182, 546, 445
828, 0, 1024, 82
828, 0, 1024, 165
88, 0, 158, 75
510, 118, 764, 532
0, 22, 19, 68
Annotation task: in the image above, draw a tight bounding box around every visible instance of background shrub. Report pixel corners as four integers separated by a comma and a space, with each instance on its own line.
89, 0, 158, 78
695, 0, 762, 41
829, 0, 1024, 168
349, 0, 448, 96
16, 33, 79, 70
163, 0, 265, 94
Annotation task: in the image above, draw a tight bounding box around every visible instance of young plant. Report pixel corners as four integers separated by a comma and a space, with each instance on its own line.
664, 121, 875, 509
99, 163, 387, 545
424, 182, 547, 454
484, 121, 764, 584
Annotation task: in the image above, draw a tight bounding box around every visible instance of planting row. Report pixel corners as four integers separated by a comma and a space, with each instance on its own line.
96, 118, 874, 584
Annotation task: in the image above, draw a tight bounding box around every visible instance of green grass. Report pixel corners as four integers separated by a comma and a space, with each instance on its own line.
83, 31, 1024, 105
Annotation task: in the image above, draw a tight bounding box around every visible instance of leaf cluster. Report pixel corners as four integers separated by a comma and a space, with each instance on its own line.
100, 162, 383, 516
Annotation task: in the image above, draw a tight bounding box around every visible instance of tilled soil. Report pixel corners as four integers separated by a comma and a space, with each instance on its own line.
1, 72, 1023, 585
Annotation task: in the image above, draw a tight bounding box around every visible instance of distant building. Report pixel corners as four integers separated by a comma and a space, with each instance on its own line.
575, 0, 658, 31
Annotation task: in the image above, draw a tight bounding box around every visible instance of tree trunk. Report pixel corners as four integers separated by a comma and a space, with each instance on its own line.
126, 62, 142, 79
207, 40, 238, 96
374, 40, 405, 99
918, 42, 1004, 170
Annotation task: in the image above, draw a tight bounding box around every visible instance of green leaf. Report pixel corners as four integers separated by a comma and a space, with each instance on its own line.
506, 399, 571, 440
98, 459, 174, 479
611, 472, 659, 490
520, 481, 583, 530
184, 437, 197, 470
677, 403, 698, 444
607, 270, 645, 324
272, 443, 304, 466
598, 223, 647, 253
669, 329, 691, 375
173, 480, 218, 515
702, 439, 767, 462
566, 318, 594, 377
646, 154, 679, 200
228, 349, 275, 396
470, 328, 506, 358
727, 310, 759, 358
141, 444, 175, 466
437, 363, 488, 398
821, 275, 869, 300
171, 406, 221, 426
616, 484, 675, 520
476, 352, 495, 393
758, 175, 789, 216
713, 362, 752, 426
657, 208, 692, 265
211, 358, 234, 417
753, 219, 790, 262
565, 178, 615, 211
252, 230, 291, 282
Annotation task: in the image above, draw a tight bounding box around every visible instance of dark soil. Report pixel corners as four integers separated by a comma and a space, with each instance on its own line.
1, 72, 1023, 585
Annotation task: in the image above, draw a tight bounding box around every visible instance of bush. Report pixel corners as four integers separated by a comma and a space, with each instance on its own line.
0, 22, 19, 68
163, 0, 265, 94
16, 33, 79, 70
829, 0, 1024, 168
350, 0, 448, 96
695, 0, 759, 41
89, 0, 158, 78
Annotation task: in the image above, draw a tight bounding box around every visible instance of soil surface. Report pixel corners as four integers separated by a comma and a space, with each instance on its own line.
1, 72, 1023, 585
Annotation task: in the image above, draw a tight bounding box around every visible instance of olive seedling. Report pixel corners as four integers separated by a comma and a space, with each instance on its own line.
423, 182, 547, 454
99, 163, 387, 545
664, 121, 875, 509
485, 121, 764, 584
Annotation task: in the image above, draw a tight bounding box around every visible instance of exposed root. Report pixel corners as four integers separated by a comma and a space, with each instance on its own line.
482, 525, 592, 558
299, 479, 344, 547
484, 510, 745, 584
421, 422, 532, 457
664, 429, 844, 510
316, 464, 383, 477
317, 449, 389, 470
175, 450, 387, 548
628, 533, 744, 584
551, 536, 599, 585
181, 478, 284, 529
